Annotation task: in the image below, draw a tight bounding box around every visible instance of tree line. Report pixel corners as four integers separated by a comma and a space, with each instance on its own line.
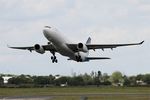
0, 71, 150, 88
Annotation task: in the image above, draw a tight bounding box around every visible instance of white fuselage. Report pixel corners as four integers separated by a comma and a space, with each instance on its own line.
43, 27, 89, 61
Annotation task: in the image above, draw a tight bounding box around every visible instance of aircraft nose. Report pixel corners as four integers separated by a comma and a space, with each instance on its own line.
43, 28, 50, 38
43, 29, 47, 35
43, 26, 51, 36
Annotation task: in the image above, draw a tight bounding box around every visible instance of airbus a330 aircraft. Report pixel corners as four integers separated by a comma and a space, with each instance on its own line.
9, 26, 144, 63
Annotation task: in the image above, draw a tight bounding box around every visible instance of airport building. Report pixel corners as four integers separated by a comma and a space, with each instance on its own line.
2, 76, 12, 84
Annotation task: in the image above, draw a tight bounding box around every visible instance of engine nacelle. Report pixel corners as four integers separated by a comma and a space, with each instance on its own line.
77, 43, 88, 52
34, 44, 45, 54
75, 52, 88, 62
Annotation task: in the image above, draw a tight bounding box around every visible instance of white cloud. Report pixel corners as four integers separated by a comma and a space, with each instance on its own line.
0, 0, 149, 44
127, 0, 140, 5
0, 0, 68, 21
139, 4, 150, 13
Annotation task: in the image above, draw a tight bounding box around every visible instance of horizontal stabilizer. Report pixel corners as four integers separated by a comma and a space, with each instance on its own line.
86, 57, 111, 60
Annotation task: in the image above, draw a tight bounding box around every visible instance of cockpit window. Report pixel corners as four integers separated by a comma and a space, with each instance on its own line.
45, 26, 51, 28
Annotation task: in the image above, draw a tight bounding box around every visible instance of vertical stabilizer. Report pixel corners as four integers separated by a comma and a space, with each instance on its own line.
86, 37, 91, 44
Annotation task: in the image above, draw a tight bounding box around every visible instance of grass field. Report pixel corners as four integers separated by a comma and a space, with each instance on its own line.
0, 87, 150, 100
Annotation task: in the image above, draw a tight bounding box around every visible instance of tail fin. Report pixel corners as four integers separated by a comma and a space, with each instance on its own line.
86, 37, 91, 44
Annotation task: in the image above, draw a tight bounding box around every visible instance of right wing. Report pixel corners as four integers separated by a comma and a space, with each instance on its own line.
67, 41, 144, 52
86, 57, 111, 60
87, 41, 144, 50
67, 57, 110, 61
8, 44, 57, 52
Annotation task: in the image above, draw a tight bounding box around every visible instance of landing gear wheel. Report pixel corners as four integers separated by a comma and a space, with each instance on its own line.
54, 56, 56, 60
51, 56, 58, 63
52, 58, 58, 63
52, 60, 55, 63
50, 51, 58, 63
51, 56, 54, 60
55, 59, 58, 63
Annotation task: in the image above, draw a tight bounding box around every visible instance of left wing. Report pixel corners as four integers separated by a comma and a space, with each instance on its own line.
8, 44, 57, 52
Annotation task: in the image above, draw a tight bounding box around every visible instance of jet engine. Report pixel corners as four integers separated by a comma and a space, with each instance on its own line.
34, 44, 45, 54
77, 43, 88, 52
74, 52, 88, 62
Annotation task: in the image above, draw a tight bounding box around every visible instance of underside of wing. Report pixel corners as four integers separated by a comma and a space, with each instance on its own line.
86, 57, 111, 60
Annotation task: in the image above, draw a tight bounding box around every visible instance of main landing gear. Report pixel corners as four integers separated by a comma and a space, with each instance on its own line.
50, 51, 58, 63
75, 55, 82, 62
51, 56, 58, 63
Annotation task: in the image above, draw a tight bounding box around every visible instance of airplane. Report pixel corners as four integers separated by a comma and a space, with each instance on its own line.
8, 26, 144, 63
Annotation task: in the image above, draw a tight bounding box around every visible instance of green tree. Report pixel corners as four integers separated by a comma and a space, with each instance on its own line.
123, 75, 131, 86
8, 75, 33, 85
101, 73, 111, 85
82, 73, 93, 85
98, 71, 102, 77
102, 73, 109, 82
136, 74, 144, 80
0, 76, 4, 86
68, 76, 84, 86
143, 74, 150, 84
54, 76, 69, 86
109, 71, 123, 85
129, 76, 136, 86
94, 76, 100, 86
94, 71, 102, 87
33, 76, 52, 85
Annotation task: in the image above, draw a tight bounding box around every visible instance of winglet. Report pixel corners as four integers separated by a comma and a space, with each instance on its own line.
139, 41, 144, 45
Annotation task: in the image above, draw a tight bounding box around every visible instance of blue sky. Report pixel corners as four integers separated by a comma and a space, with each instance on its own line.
0, 0, 149, 76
